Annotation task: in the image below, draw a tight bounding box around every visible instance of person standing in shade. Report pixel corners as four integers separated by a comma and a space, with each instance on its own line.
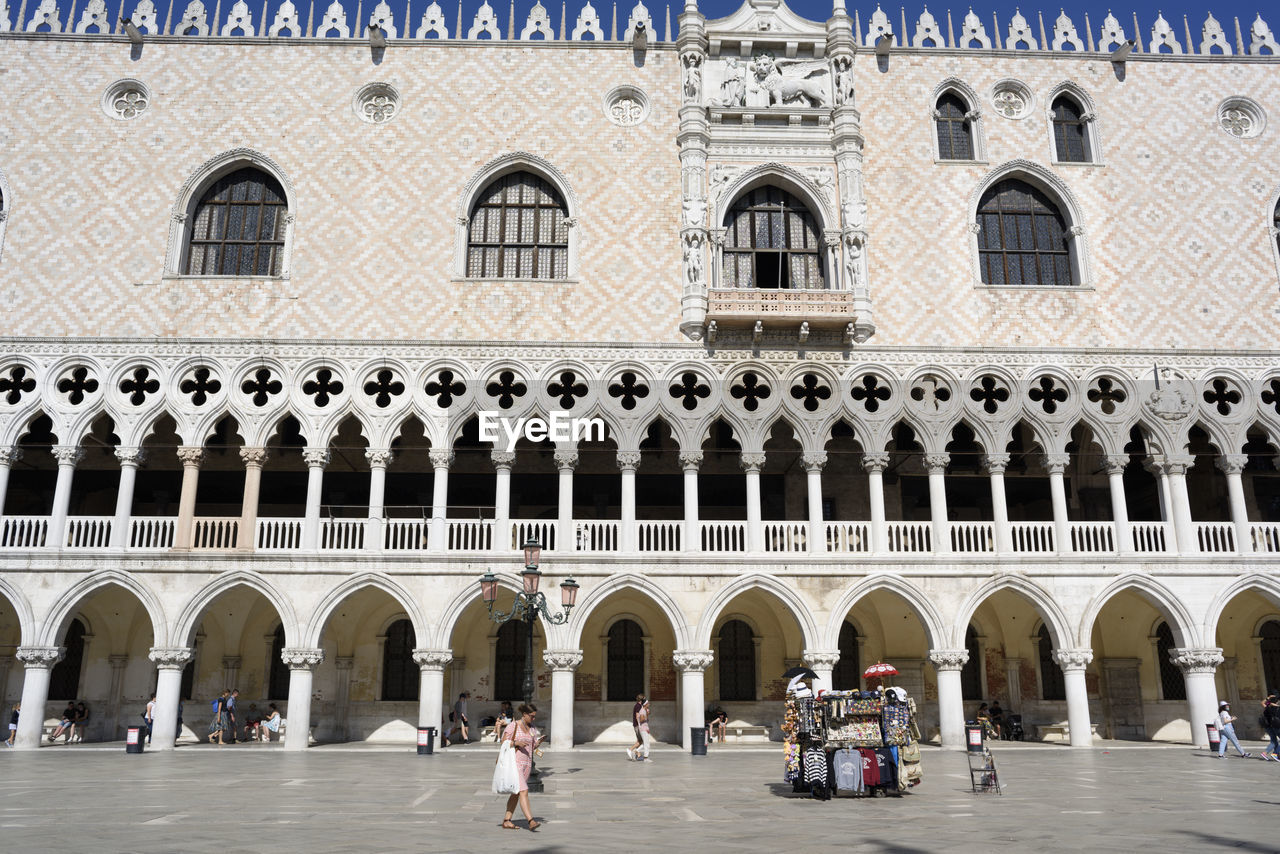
499, 703, 547, 832
1216, 701, 1251, 759
627, 694, 645, 761
225, 689, 239, 744
5, 703, 17, 747
446, 691, 470, 745
1261, 692, 1280, 760
209, 690, 229, 745
144, 694, 156, 744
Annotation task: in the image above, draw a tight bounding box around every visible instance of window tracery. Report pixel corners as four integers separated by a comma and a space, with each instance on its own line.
976, 179, 1072, 286
184, 167, 287, 276
466, 171, 569, 280
722, 187, 825, 290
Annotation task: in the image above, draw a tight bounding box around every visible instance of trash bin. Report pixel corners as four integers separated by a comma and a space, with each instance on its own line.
1205, 723, 1220, 753
125, 726, 144, 754
965, 723, 985, 753
690, 726, 707, 756
418, 726, 435, 755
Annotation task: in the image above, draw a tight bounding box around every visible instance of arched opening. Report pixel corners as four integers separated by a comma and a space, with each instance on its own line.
976, 178, 1073, 286
446, 591, 547, 736
698, 418, 745, 526
935, 91, 975, 160
1037, 624, 1066, 700
833, 620, 861, 690
960, 625, 983, 700
606, 619, 644, 701
466, 171, 569, 279
381, 619, 418, 702
1051, 95, 1092, 163
268, 623, 288, 700
1210, 586, 1280, 739
717, 619, 756, 701
48, 618, 87, 701
722, 187, 825, 290
1155, 622, 1185, 701
184, 167, 288, 276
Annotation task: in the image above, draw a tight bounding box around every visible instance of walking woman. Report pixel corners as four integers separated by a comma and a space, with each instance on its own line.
1216, 701, 1251, 759
209, 690, 229, 745
500, 703, 547, 831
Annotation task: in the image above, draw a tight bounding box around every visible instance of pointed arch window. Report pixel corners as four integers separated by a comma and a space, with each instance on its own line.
466, 171, 569, 279
960, 625, 983, 700
833, 620, 861, 690
977, 179, 1072, 286
184, 167, 288, 276
268, 623, 289, 700
1156, 621, 1186, 701
382, 619, 419, 701
718, 619, 756, 701
607, 619, 645, 701
1261, 620, 1280, 694
495, 621, 529, 701
49, 618, 87, 701
1037, 624, 1066, 701
722, 187, 825, 290
1051, 95, 1092, 163
935, 92, 975, 160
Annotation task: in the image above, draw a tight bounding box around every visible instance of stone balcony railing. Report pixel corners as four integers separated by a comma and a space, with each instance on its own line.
705, 288, 855, 330
3, 514, 1278, 558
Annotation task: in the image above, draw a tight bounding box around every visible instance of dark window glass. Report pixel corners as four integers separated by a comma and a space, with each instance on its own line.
718, 619, 756, 701
49, 618, 86, 701
495, 621, 528, 701
961, 625, 983, 700
1038, 625, 1066, 701
832, 620, 860, 690
723, 187, 825, 290
180, 658, 195, 701
381, 619, 419, 701
977, 179, 1073, 286
1156, 622, 1187, 700
607, 619, 645, 701
185, 168, 287, 276
935, 92, 975, 160
1261, 620, 1280, 695
268, 624, 290, 700
1051, 96, 1092, 163
466, 171, 569, 279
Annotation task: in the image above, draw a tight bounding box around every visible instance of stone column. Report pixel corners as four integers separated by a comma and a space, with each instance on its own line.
741, 452, 765, 552
1161, 454, 1197, 554
413, 649, 452, 734
282, 648, 324, 751
617, 451, 640, 553
673, 650, 714, 749
1172, 647, 1223, 747
148, 647, 192, 750
983, 453, 1013, 553
801, 452, 827, 554
925, 453, 950, 554
554, 450, 578, 552
929, 648, 969, 750
543, 649, 582, 750
13, 646, 63, 749
49, 445, 85, 548
680, 452, 701, 552
1043, 453, 1072, 554
365, 449, 392, 552
1054, 648, 1094, 748
863, 452, 889, 554
491, 451, 515, 550
0, 447, 21, 517
174, 447, 204, 550
428, 450, 454, 552
301, 448, 329, 550
1217, 454, 1251, 554
109, 447, 145, 548
238, 447, 268, 551
803, 650, 840, 693
1103, 454, 1131, 554
333, 656, 354, 742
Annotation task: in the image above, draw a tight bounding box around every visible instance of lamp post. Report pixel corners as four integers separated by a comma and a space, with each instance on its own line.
480, 536, 578, 793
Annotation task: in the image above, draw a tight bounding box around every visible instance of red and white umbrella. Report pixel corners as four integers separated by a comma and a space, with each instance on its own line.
863, 662, 899, 679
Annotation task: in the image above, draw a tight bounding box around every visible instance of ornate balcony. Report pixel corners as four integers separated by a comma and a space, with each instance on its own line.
704, 288, 857, 341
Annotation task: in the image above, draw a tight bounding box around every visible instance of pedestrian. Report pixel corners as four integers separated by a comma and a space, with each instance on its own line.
225, 689, 239, 743
1262, 692, 1280, 761
499, 703, 547, 832
5, 703, 17, 747
446, 691, 470, 745
209, 690, 229, 745
1216, 701, 1251, 758
143, 694, 156, 744
637, 699, 653, 761
706, 707, 727, 746
626, 693, 645, 761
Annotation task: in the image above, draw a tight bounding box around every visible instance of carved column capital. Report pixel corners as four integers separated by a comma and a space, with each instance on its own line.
1171, 647, 1224, 675
1102, 453, 1130, 475
1155, 453, 1195, 476
673, 650, 715, 672
428, 450, 455, 470
281, 647, 325, 670
239, 446, 269, 467
542, 649, 584, 671
412, 649, 454, 671
16, 646, 65, 667
177, 446, 205, 467
982, 453, 1010, 474
0, 447, 22, 467
1042, 453, 1071, 475
861, 452, 891, 473
52, 445, 85, 467
221, 655, 242, 671
303, 447, 331, 468
1053, 648, 1094, 671
739, 452, 766, 473
1216, 454, 1248, 476
616, 451, 642, 472
148, 647, 193, 670
114, 446, 147, 467
365, 449, 394, 469
800, 452, 828, 473
490, 450, 516, 470
334, 656, 354, 672
802, 649, 841, 669
928, 648, 970, 671
553, 450, 579, 471
923, 453, 950, 474
678, 451, 703, 472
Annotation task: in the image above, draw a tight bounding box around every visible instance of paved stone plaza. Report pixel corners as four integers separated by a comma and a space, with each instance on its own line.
2, 742, 1278, 852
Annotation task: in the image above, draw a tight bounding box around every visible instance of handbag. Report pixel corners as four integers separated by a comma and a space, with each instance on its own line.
491, 739, 520, 795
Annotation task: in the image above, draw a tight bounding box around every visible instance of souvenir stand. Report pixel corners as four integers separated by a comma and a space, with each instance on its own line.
782, 673, 923, 800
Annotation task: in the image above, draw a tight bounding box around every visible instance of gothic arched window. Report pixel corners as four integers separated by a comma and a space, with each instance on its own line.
832, 620, 861, 690
381, 619, 418, 701
961, 625, 983, 700
1261, 620, 1280, 695
268, 623, 289, 700
977, 179, 1072, 286
935, 92, 975, 160
607, 619, 645, 701
1037, 624, 1066, 701
184, 167, 288, 276
495, 621, 529, 701
466, 171, 569, 279
718, 619, 756, 701
1156, 621, 1187, 700
722, 187, 825, 290
49, 618, 86, 701
1051, 95, 1091, 163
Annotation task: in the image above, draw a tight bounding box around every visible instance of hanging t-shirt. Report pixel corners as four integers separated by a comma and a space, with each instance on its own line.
874, 747, 898, 789
858, 748, 880, 786
803, 746, 828, 788
833, 748, 863, 793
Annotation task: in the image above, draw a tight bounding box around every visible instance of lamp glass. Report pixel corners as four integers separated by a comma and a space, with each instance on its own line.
480, 572, 498, 604
560, 577, 579, 608
522, 566, 541, 596
523, 536, 541, 569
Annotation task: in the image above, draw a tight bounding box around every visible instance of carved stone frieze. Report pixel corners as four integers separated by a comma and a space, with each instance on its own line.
673, 650, 714, 672
412, 649, 453, 670
281, 647, 325, 669
928, 649, 970, 671
543, 649, 584, 671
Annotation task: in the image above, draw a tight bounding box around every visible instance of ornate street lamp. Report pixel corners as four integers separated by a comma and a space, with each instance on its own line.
480, 536, 576, 792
